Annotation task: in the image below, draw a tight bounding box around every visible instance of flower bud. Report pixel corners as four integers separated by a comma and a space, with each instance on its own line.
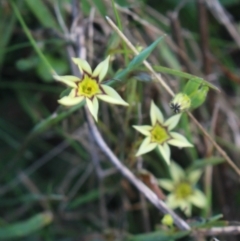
170, 93, 191, 113
170, 78, 209, 113
161, 214, 174, 227
184, 78, 209, 108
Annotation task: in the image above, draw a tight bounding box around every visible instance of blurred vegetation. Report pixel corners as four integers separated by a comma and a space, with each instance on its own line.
1, 0, 240, 240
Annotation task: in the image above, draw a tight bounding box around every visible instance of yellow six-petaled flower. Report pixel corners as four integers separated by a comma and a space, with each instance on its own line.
133, 101, 193, 165
54, 56, 129, 121
158, 162, 207, 216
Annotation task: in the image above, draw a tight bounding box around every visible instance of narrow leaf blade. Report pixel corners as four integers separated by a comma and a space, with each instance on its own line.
128, 35, 165, 70
0, 212, 53, 239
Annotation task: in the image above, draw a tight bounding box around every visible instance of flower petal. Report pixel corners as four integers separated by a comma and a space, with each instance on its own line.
53, 75, 78, 88
189, 190, 206, 208
164, 113, 182, 131
58, 96, 84, 106
86, 97, 99, 121
150, 101, 164, 125
157, 143, 171, 165
97, 85, 129, 106
72, 58, 92, 75
168, 132, 193, 148
69, 89, 76, 97
92, 56, 110, 82
180, 202, 192, 217
158, 179, 174, 191
136, 137, 157, 156
166, 194, 182, 209
169, 162, 184, 182
188, 170, 202, 184
132, 125, 152, 136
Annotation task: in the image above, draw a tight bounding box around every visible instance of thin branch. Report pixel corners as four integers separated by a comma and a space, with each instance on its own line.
205, 0, 240, 49
188, 112, 240, 177
53, 0, 69, 35
0, 141, 70, 195
197, 0, 211, 75
168, 11, 191, 72
193, 225, 240, 236
85, 109, 191, 231
137, 160, 151, 232
105, 16, 240, 178
19, 172, 50, 210
88, 8, 95, 65
67, 164, 94, 200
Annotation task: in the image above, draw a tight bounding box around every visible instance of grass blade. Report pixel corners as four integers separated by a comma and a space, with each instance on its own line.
0, 212, 53, 239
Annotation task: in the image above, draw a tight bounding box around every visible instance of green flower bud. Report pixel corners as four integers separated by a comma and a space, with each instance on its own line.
187, 83, 209, 110
161, 214, 174, 227
170, 93, 191, 113
170, 78, 209, 113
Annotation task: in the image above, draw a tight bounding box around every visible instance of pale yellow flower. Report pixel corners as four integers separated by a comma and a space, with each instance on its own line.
54, 56, 128, 121
170, 93, 191, 113
133, 101, 193, 165
159, 162, 207, 216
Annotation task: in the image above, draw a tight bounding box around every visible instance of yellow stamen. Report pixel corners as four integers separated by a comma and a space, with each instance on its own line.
78, 75, 101, 98
150, 123, 170, 144
175, 182, 192, 199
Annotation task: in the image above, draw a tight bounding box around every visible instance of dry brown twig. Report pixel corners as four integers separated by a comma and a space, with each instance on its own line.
205, 0, 240, 49
193, 225, 240, 236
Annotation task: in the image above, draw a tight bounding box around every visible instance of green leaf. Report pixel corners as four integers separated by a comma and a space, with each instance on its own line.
190, 214, 226, 228
152, 66, 220, 92
113, 67, 130, 81
16, 91, 41, 123
37, 55, 68, 82
128, 36, 165, 70
0, 212, 53, 239
186, 157, 225, 172
0, 6, 16, 68
60, 87, 72, 98
69, 189, 100, 209
180, 78, 210, 110
92, 0, 107, 16
114, 36, 165, 81
16, 57, 38, 71
0, 81, 62, 93
10, 0, 55, 74
127, 230, 189, 241
24, 0, 58, 29
183, 78, 203, 95
81, 0, 91, 14
31, 102, 84, 135
0, 194, 64, 207
111, 0, 123, 31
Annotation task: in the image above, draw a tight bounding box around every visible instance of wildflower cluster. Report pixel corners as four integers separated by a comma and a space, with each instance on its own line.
55, 56, 206, 216
55, 56, 193, 164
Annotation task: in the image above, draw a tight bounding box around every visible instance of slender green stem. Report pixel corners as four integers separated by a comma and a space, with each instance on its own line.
110, 1, 129, 65
10, 0, 56, 75
152, 65, 220, 92
111, 0, 122, 31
